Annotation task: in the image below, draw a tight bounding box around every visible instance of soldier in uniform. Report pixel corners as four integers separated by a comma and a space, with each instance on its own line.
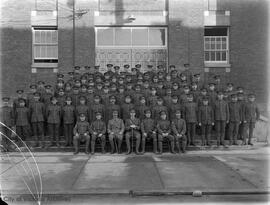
198, 97, 214, 146
228, 94, 242, 145
64, 82, 73, 98
157, 81, 166, 97
213, 91, 229, 147
171, 70, 179, 83
171, 82, 182, 98
208, 83, 217, 107
151, 75, 159, 90
86, 86, 95, 107
141, 109, 157, 154
148, 87, 158, 108
0, 97, 15, 151
125, 109, 141, 154
181, 63, 193, 84
142, 80, 151, 97
90, 112, 106, 154
89, 95, 105, 123
135, 96, 149, 120
183, 94, 197, 146
125, 83, 134, 97
62, 96, 75, 147
37, 81, 46, 95
15, 98, 30, 143
104, 64, 114, 78
164, 74, 173, 88
13, 89, 26, 112
171, 110, 187, 153
237, 92, 247, 143
243, 94, 260, 145
46, 96, 61, 147
197, 88, 208, 107
75, 96, 89, 122
105, 95, 121, 124
157, 111, 175, 154
29, 92, 45, 147
214, 75, 222, 92
121, 95, 135, 121
133, 84, 143, 106
56, 88, 66, 108
163, 88, 173, 108
179, 85, 190, 106
152, 97, 168, 121
192, 73, 203, 90
190, 82, 200, 103
73, 113, 91, 155
169, 95, 182, 120
116, 85, 125, 105
107, 110, 125, 154
27, 84, 38, 107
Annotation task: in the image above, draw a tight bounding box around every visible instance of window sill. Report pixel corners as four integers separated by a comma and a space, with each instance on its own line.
31, 63, 58, 68
204, 62, 231, 68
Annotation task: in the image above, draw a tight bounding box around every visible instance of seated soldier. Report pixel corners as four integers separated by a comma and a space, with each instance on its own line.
171, 110, 187, 153
141, 109, 157, 154
73, 113, 91, 155
125, 109, 141, 155
107, 110, 125, 154
90, 112, 106, 154
157, 111, 176, 154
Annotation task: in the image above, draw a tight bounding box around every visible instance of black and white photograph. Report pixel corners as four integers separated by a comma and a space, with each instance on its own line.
0, 0, 269, 204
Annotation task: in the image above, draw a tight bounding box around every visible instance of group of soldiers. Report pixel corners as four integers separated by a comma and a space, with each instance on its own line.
0, 63, 260, 155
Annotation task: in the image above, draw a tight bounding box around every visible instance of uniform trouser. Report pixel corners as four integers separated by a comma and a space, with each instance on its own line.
238, 122, 245, 140
125, 130, 141, 153
201, 124, 212, 145
141, 132, 157, 153
109, 133, 123, 152
47, 123, 60, 145
32, 122, 44, 146
91, 133, 106, 153
174, 135, 187, 152
215, 120, 226, 145
64, 124, 74, 146
243, 122, 255, 143
158, 134, 175, 153
16, 125, 29, 141
73, 134, 90, 152
186, 122, 196, 145
228, 122, 240, 144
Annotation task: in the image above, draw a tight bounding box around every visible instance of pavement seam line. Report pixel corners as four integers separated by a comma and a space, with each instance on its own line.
212, 155, 259, 189
70, 155, 91, 189
152, 161, 165, 189
0, 156, 29, 176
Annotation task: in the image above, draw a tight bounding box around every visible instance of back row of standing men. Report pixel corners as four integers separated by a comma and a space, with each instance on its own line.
0, 63, 260, 154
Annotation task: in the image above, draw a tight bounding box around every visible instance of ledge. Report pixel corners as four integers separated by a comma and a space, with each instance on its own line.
31, 63, 58, 68
204, 62, 231, 68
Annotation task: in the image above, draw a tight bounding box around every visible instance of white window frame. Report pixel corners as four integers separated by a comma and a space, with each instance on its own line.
204, 27, 229, 64
95, 26, 167, 49
32, 27, 58, 64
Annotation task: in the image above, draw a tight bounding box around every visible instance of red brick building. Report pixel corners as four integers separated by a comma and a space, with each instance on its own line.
1, 0, 269, 109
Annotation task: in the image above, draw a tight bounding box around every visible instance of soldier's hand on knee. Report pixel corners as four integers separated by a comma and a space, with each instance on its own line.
143, 132, 147, 137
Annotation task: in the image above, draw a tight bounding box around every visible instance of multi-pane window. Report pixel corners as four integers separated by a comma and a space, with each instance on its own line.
204, 27, 229, 63
33, 27, 58, 63
96, 27, 167, 48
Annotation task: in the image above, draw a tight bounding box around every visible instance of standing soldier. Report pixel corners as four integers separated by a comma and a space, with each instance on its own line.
125, 109, 141, 154
107, 110, 125, 154
213, 75, 223, 92
181, 63, 193, 84
133, 84, 143, 106
237, 92, 247, 143
170, 95, 182, 121
171, 82, 182, 98
197, 88, 208, 107
101, 85, 110, 107
116, 85, 125, 105
86, 86, 95, 107
183, 94, 198, 146
104, 64, 114, 78
124, 83, 134, 97
163, 88, 173, 108
42, 85, 54, 107
171, 110, 187, 153
179, 85, 190, 106
243, 94, 260, 146
192, 73, 203, 90
64, 82, 73, 98
89, 95, 105, 123
228, 94, 242, 145
208, 83, 217, 107
56, 88, 66, 108
14, 98, 30, 144
190, 82, 200, 103
164, 74, 173, 88
151, 75, 159, 90
141, 80, 151, 97
121, 95, 135, 121
90, 112, 106, 154
152, 97, 168, 121
62, 96, 75, 147
135, 96, 149, 120
67, 71, 75, 85
213, 91, 229, 147
73, 113, 91, 155
157, 111, 175, 154
141, 109, 157, 154
148, 87, 158, 108
156, 81, 166, 97
29, 92, 45, 148
13, 89, 26, 112
76, 96, 89, 122
27, 84, 38, 107
46, 96, 61, 147
0, 97, 15, 151
105, 95, 121, 124
37, 81, 46, 96
198, 97, 214, 146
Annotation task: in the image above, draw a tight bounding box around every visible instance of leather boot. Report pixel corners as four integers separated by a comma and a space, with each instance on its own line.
158, 141, 163, 154
141, 139, 146, 154
135, 137, 141, 154
176, 139, 181, 153
91, 140, 95, 154
170, 140, 176, 154
85, 138, 90, 154
73, 139, 79, 154
153, 139, 158, 154
126, 137, 131, 154
117, 138, 122, 154
109, 139, 115, 154
101, 138, 106, 153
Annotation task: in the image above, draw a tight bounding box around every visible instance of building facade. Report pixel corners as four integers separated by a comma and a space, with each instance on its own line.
0, 0, 269, 107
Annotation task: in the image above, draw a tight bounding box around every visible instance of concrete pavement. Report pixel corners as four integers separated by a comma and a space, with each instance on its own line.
0, 147, 269, 204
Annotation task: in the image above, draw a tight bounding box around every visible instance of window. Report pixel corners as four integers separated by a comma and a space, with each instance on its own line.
204, 27, 229, 63
33, 27, 58, 63
95, 27, 167, 48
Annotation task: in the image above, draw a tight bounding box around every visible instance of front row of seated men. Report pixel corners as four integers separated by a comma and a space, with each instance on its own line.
73, 109, 186, 155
